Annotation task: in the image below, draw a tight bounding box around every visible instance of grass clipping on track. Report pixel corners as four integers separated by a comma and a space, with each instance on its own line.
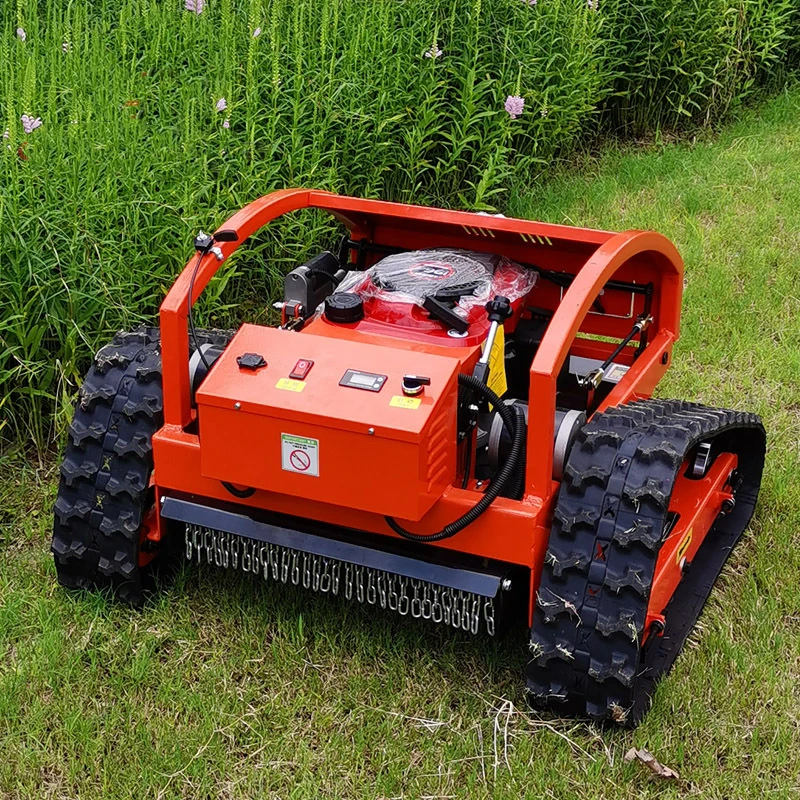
1, 88, 800, 799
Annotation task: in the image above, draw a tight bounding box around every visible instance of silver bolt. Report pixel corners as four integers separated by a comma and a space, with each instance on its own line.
234, 402, 241, 410
368, 427, 375, 435
159, 496, 165, 505
476, 480, 484, 488
502, 578, 512, 591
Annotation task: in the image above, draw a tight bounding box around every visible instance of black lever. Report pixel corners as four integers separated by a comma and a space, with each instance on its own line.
422, 295, 469, 334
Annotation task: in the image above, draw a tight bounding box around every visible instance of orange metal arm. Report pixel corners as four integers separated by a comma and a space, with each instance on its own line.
525, 230, 684, 501
160, 188, 330, 427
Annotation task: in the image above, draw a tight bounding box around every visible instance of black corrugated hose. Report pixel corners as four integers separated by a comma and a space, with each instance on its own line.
385, 374, 525, 542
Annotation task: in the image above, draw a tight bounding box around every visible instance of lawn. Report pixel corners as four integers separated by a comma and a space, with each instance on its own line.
1, 87, 800, 799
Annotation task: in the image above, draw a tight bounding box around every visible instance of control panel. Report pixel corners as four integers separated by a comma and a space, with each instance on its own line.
195, 324, 460, 520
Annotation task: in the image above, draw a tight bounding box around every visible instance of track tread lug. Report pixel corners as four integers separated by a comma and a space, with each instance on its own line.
547, 546, 591, 577
553, 505, 599, 536
59, 458, 98, 487
79, 382, 116, 411
113, 432, 152, 458
604, 563, 652, 595
623, 477, 669, 511
580, 429, 623, 453
122, 394, 162, 419
68, 419, 106, 447
564, 463, 610, 491
613, 518, 659, 549
636, 441, 683, 467
589, 652, 636, 687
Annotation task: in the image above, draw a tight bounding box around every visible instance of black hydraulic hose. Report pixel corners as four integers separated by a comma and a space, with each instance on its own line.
507, 405, 527, 500
222, 481, 256, 499
385, 374, 524, 543
461, 427, 473, 490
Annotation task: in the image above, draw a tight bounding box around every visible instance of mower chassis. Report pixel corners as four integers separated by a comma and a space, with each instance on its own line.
52, 189, 766, 725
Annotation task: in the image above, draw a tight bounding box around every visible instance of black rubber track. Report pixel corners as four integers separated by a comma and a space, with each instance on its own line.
526, 399, 766, 726
52, 325, 232, 604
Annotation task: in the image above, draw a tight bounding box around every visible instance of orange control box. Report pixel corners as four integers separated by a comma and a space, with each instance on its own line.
196, 325, 459, 520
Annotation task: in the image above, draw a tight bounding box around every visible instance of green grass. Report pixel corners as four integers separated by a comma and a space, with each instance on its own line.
2, 87, 800, 799
2, 0, 799, 447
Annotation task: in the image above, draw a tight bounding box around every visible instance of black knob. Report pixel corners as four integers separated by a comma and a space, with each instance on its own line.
324, 292, 364, 324
236, 352, 267, 371
485, 295, 512, 323
401, 375, 431, 396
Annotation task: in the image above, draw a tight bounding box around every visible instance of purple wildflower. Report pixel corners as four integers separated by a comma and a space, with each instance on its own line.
504, 95, 524, 119
215, 97, 227, 112
253, 27, 262, 38
184, 0, 205, 14
424, 45, 443, 59
222, 118, 230, 129
521, 0, 537, 6
587, 0, 598, 9
16, 27, 26, 41
21, 115, 42, 134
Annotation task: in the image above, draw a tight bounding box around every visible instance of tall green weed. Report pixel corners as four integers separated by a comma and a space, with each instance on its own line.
601, 0, 798, 133
0, 0, 798, 447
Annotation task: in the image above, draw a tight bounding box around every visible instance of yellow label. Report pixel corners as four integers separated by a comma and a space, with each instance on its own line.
676, 529, 693, 564
390, 395, 422, 409
483, 326, 507, 401
275, 378, 305, 393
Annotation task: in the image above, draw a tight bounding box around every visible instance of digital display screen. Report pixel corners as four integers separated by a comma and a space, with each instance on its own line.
339, 369, 387, 392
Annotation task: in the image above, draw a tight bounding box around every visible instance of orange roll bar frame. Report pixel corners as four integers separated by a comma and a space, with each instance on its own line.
160, 190, 684, 507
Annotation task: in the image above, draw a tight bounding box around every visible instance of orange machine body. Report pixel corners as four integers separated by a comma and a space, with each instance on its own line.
197, 324, 462, 521
151, 189, 709, 629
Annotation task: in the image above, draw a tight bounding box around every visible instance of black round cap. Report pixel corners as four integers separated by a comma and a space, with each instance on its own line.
324, 292, 364, 324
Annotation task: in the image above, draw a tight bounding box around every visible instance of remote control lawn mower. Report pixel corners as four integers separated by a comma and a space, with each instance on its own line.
52, 190, 766, 725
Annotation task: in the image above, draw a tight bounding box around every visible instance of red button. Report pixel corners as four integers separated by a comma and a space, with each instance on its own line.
289, 359, 314, 380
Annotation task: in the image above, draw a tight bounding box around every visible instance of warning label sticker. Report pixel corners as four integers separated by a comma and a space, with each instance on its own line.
390, 396, 422, 409
281, 433, 319, 477
275, 378, 306, 393
676, 528, 692, 564
482, 326, 507, 403
604, 363, 630, 384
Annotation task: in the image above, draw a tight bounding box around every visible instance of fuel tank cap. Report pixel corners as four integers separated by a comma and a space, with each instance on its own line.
324, 292, 364, 324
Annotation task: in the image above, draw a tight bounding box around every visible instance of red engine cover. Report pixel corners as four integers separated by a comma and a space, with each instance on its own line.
325, 250, 536, 347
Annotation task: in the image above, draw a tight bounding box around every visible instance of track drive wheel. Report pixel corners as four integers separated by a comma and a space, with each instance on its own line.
527, 399, 766, 726
51, 326, 230, 604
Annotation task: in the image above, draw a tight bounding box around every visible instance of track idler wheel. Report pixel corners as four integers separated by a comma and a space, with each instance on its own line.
527, 399, 766, 725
